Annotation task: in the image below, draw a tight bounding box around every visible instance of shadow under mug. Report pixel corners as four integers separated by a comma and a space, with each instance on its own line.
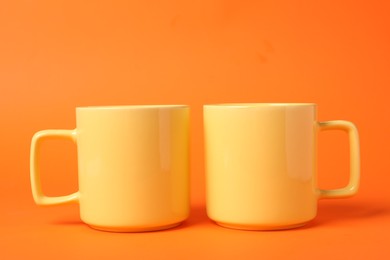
30, 105, 190, 232
204, 103, 360, 230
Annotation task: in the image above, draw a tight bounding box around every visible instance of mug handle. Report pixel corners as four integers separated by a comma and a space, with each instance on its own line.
317, 120, 360, 199
30, 129, 79, 205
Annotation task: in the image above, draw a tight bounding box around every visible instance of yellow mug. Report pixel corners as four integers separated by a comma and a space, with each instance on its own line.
30, 105, 190, 232
204, 103, 360, 230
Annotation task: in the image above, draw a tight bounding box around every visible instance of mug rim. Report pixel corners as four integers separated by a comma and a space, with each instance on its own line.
76, 105, 188, 110
204, 103, 316, 108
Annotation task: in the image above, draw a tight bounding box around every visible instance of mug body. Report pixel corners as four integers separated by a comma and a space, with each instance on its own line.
76, 105, 190, 232
204, 103, 318, 230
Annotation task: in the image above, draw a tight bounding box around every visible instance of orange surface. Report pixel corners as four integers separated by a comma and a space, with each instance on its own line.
1, 0, 389, 258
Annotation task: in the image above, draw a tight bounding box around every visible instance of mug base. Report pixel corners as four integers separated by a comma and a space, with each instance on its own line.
88, 222, 182, 233
214, 221, 308, 231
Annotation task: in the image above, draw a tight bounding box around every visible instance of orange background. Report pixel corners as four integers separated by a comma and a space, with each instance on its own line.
1, 0, 389, 258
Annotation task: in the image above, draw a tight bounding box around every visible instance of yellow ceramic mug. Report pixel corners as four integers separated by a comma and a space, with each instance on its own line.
204, 103, 360, 230
30, 105, 190, 232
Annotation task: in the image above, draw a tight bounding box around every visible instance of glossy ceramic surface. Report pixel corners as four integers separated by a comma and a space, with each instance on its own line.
31, 105, 190, 232
204, 103, 360, 230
